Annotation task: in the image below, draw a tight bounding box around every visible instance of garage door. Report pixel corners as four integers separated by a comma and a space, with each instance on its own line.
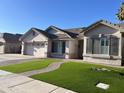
33, 43, 46, 57
25, 43, 34, 55
0, 44, 4, 54
25, 43, 46, 57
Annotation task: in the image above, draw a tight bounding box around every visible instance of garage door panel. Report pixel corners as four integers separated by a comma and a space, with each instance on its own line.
25, 44, 34, 55
0, 45, 4, 53
24, 43, 47, 57
34, 44, 46, 57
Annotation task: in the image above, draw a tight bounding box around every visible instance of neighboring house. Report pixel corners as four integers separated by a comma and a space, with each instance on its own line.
82, 20, 123, 66
20, 26, 84, 58
0, 33, 22, 53
20, 20, 124, 66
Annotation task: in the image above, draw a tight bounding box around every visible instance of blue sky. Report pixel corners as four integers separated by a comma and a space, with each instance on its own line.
0, 0, 123, 34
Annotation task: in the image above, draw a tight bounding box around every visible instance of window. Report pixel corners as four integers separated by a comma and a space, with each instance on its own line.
101, 39, 104, 46
93, 39, 100, 54
100, 38, 109, 54
110, 37, 119, 56
52, 41, 66, 54
86, 37, 109, 54
86, 35, 119, 56
86, 39, 92, 54
52, 41, 58, 53
62, 41, 65, 53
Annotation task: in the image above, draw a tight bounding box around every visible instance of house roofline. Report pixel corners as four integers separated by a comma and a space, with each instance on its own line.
19, 28, 49, 41
82, 20, 123, 34
45, 25, 74, 39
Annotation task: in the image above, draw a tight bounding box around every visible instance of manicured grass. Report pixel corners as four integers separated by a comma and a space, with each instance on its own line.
31, 62, 124, 93
0, 58, 60, 73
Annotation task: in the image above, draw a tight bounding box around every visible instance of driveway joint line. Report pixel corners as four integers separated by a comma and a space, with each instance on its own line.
49, 87, 60, 93
8, 80, 34, 88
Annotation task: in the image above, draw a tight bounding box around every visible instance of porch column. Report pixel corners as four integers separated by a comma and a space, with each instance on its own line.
65, 41, 69, 59
119, 35, 122, 57
47, 40, 52, 57
21, 42, 25, 55
83, 37, 87, 55
44, 41, 48, 58
120, 33, 124, 66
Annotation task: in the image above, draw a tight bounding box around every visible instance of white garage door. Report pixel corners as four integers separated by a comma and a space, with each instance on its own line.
25, 43, 34, 55
25, 43, 46, 57
0, 45, 4, 53
34, 44, 46, 57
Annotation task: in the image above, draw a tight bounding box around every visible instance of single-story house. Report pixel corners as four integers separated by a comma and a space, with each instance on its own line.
20, 20, 124, 66
0, 33, 22, 53
82, 20, 124, 66
20, 26, 84, 58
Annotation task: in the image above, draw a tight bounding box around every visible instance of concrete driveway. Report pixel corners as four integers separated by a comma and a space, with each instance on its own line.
0, 54, 40, 66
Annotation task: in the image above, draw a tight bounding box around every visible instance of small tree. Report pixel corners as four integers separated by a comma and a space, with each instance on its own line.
116, 2, 124, 21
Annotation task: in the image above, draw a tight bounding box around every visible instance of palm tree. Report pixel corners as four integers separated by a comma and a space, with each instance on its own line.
116, 2, 124, 21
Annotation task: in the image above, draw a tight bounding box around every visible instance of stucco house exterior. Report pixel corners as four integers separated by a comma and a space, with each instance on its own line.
20, 20, 124, 66
82, 20, 124, 66
0, 33, 22, 53
20, 26, 84, 58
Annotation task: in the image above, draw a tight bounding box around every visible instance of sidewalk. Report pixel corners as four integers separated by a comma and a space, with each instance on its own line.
0, 70, 77, 93
20, 62, 65, 76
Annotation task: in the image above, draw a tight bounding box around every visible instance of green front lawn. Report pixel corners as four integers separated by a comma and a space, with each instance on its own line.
0, 58, 60, 73
31, 62, 124, 93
